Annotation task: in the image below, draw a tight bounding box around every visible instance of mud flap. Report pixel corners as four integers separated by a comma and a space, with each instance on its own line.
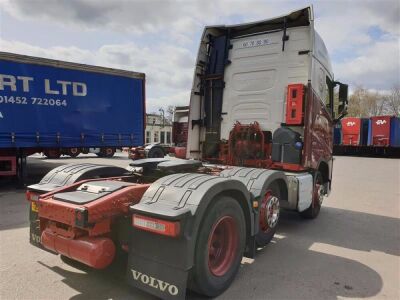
127, 254, 188, 300
29, 204, 42, 248
29, 202, 54, 253
127, 173, 251, 299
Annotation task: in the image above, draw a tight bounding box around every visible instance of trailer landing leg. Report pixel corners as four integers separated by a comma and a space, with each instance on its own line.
16, 150, 27, 187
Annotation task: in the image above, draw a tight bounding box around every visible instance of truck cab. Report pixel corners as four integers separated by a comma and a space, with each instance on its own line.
187, 6, 347, 189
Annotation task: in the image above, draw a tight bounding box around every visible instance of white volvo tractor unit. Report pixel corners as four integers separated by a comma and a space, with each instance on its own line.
27, 6, 347, 300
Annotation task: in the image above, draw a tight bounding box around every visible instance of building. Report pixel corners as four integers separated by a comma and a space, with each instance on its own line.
145, 113, 173, 145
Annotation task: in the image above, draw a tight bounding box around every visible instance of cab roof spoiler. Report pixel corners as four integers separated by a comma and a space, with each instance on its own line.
205, 6, 314, 38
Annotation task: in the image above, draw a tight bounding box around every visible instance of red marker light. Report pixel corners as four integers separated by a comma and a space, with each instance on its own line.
132, 214, 180, 237
26, 191, 39, 201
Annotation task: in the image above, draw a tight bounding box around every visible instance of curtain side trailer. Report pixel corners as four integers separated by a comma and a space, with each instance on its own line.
0, 52, 145, 180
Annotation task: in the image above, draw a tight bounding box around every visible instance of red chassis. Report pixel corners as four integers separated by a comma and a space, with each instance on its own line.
29, 177, 150, 269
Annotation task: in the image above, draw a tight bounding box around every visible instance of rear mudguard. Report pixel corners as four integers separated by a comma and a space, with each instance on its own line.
220, 167, 288, 236
28, 163, 129, 193
219, 167, 288, 200
128, 173, 251, 300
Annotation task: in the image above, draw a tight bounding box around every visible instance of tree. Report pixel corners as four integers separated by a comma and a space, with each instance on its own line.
166, 105, 174, 122
347, 86, 386, 117
383, 86, 400, 116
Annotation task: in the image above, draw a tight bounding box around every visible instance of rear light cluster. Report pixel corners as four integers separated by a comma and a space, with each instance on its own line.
74, 208, 89, 228
132, 214, 180, 237
26, 191, 39, 201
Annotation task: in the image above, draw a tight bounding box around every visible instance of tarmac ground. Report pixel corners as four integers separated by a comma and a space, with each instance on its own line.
1, 153, 399, 299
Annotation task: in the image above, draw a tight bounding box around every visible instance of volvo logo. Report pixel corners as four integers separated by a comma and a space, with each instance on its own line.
131, 269, 179, 296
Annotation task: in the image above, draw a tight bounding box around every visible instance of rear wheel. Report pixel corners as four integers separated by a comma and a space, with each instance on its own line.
191, 196, 245, 297
256, 186, 280, 247
300, 171, 324, 219
147, 147, 164, 158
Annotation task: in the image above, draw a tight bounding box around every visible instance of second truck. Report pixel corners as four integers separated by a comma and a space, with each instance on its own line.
27, 6, 348, 300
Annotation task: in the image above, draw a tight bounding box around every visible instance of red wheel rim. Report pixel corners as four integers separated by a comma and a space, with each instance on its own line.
259, 190, 279, 232
207, 216, 238, 277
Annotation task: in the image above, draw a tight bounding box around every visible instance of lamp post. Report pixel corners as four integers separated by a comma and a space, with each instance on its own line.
159, 108, 165, 128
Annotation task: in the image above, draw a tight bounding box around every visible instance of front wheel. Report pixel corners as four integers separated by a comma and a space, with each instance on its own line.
300, 171, 324, 219
190, 196, 246, 297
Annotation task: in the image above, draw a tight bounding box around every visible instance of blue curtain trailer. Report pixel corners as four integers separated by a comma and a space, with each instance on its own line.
0, 52, 145, 179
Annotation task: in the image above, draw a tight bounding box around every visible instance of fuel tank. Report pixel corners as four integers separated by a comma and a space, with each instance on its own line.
41, 229, 115, 269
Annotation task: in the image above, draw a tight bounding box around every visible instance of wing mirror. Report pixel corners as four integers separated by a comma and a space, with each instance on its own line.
334, 82, 348, 123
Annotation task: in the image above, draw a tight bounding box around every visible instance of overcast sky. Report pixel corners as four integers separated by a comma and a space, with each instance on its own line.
0, 0, 399, 112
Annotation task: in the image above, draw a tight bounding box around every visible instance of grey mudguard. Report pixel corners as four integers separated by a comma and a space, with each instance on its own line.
220, 167, 288, 235
132, 172, 251, 219
128, 173, 251, 299
27, 163, 129, 193
220, 166, 288, 200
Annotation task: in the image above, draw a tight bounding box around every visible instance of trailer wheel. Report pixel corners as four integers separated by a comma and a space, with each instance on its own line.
191, 196, 245, 297
147, 147, 165, 158
98, 148, 115, 158
43, 149, 61, 159
300, 171, 324, 219
256, 187, 280, 247
66, 148, 80, 158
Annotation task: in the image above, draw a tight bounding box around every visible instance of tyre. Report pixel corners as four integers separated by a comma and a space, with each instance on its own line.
147, 147, 165, 158
256, 184, 280, 247
100, 148, 115, 158
43, 149, 61, 159
66, 147, 80, 158
300, 171, 324, 219
191, 196, 246, 297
